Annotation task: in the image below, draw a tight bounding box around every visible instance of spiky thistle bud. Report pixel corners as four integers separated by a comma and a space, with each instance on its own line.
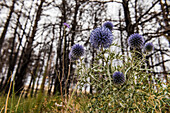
69, 44, 84, 61
103, 21, 114, 31
144, 42, 154, 52
112, 71, 125, 85
128, 33, 144, 49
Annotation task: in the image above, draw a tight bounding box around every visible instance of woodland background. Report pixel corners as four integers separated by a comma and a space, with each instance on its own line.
0, 0, 169, 97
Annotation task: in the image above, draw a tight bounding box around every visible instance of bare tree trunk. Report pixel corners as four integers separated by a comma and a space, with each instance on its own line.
159, 0, 170, 43
25, 75, 33, 98
40, 30, 54, 93
89, 11, 98, 94
11, 0, 34, 88
119, 9, 125, 64
48, 75, 54, 95
0, 77, 4, 91
122, 0, 134, 61
25, 50, 41, 98
122, 0, 137, 81
65, 0, 80, 95
30, 67, 38, 97
146, 55, 152, 83
3, 2, 24, 93
158, 38, 168, 84
53, 0, 67, 95
14, 0, 45, 95
53, 22, 63, 95
122, 0, 134, 36
47, 25, 55, 95
0, 0, 15, 55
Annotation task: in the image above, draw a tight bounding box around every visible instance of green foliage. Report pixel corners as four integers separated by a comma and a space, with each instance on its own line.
74, 45, 170, 112
0, 94, 65, 113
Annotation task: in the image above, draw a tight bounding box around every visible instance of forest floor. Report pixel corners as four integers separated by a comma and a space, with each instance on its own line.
0, 89, 90, 113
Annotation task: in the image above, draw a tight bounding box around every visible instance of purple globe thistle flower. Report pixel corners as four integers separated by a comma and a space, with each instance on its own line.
63, 23, 70, 28
112, 72, 125, 85
69, 44, 84, 61
69, 52, 79, 61
90, 27, 113, 49
128, 33, 144, 49
144, 42, 154, 52
103, 21, 114, 31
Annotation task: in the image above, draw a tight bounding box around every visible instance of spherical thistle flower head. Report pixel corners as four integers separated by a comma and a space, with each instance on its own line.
103, 21, 114, 31
144, 42, 154, 52
112, 71, 125, 85
90, 27, 113, 49
69, 52, 78, 61
69, 44, 84, 60
128, 33, 144, 49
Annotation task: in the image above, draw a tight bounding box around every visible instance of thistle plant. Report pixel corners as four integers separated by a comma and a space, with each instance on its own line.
68, 23, 169, 112
74, 47, 169, 112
